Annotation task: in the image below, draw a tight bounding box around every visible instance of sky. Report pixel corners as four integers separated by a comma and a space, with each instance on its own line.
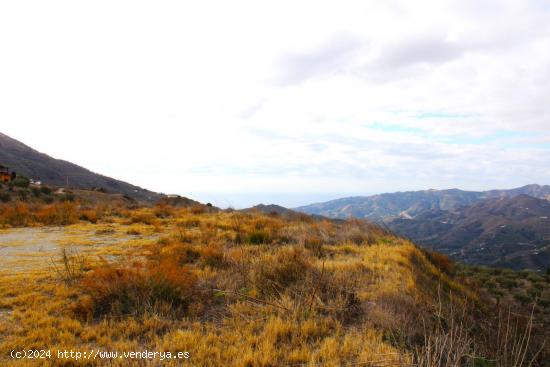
1, 0, 550, 208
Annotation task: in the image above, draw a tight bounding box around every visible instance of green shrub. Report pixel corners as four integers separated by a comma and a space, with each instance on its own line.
12, 176, 30, 188
526, 273, 540, 283
527, 288, 541, 299
0, 192, 10, 203
500, 278, 518, 289
247, 229, 271, 244
17, 189, 29, 201
59, 193, 75, 202
491, 289, 504, 297
513, 293, 531, 305
40, 186, 52, 195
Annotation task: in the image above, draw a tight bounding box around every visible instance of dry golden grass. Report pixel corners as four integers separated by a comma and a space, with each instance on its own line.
0, 207, 543, 366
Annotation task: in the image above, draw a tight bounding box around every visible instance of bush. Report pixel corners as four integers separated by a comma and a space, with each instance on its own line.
12, 176, 30, 188
254, 248, 312, 295
59, 193, 75, 202
40, 186, 52, 195
0, 203, 32, 226
513, 293, 531, 306
154, 203, 174, 218
17, 189, 29, 201
74, 260, 198, 318
35, 202, 79, 225
303, 234, 324, 257
169, 243, 201, 265
247, 229, 271, 244
200, 243, 226, 268
128, 212, 156, 225
177, 217, 201, 228
500, 278, 518, 290
0, 192, 10, 203
79, 209, 98, 223
51, 247, 89, 284
190, 205, 206, 214
424, 250, 454, 274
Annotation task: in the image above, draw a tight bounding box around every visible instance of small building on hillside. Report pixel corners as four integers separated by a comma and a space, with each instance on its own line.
0, 165, 14, 183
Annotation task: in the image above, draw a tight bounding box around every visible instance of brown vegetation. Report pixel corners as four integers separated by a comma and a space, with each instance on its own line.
0, 205, 547, 366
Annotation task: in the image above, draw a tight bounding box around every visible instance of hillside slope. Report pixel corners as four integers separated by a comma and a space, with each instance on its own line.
387, 195, 550, 270
0, 132, 161, 202
3, 207, 545, 365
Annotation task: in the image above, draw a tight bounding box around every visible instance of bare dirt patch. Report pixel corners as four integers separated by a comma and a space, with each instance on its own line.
0, 225, 157, 274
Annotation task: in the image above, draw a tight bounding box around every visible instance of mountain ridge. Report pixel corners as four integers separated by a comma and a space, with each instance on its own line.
295, 185, 550, 221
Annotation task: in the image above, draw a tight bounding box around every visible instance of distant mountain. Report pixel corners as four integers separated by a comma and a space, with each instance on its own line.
295, 185, 550, 221
242, 204, 295, 215
241, 204, 316, 220
386, 195, 550, 271
0, 132, 162, 202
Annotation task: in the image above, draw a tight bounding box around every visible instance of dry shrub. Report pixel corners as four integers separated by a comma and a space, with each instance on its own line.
0, 203, 32, 226
95, 226, 115, 235
423, 250, 454, 275
413, 314, 473, 367
200, 243, 226, 268
73, 260, 198, 319
240, 215, 285, 244
79, 209, 98, 223
0, 202, 95, 226
154, 203, 174, 218
126, 228, 142, 235
177, 217, 201, 228
412, 301, 544, 367
227, 247, 253, 287
247, 229, 271, 244
174, 244, 201, 265
366, 292, 426, 348
254, 247, 312, 295
51, 247, 89, 284
128, 212, 157, 225
190, 205, 206, 214
303, 233, 324, 257
149, 238, 201, 266
175, 228, 203, 244
337, 219, 387, 245
316, 269, 364, 323
35, 202, 79, 225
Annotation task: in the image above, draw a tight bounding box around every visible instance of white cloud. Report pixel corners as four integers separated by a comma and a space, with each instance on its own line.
0, 0, 549, 207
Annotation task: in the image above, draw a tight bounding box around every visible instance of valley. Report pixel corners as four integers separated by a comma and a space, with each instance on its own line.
297, 187, 550, 272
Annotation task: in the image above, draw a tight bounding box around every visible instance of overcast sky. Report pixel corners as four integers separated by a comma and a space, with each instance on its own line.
1, 0, 549, 208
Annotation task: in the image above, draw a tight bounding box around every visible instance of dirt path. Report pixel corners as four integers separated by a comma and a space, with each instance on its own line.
0, 225, 155, 275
